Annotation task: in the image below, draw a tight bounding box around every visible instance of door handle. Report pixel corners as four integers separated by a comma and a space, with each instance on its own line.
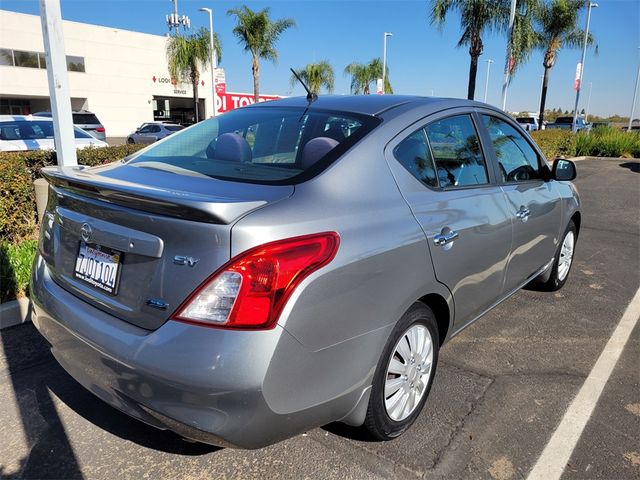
516, 207, 531, 221
434, 229, 459, 246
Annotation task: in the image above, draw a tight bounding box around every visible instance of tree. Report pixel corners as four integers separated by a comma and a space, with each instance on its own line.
430, 0, 509, 100
166, 27, 221, 123
534, 0, 596, 126
228, 6, 295, 102
344, 58, 392, 95
290, 61, 335, 95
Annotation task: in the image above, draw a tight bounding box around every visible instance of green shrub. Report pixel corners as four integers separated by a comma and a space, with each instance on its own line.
0, 144, 146, 183
0, 156, 38, 243
0, 240, 37, 303
530, 130, 577, 160
576, 127, 640, 158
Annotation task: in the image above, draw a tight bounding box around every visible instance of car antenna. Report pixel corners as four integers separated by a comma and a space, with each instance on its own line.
290, 68, 317, 102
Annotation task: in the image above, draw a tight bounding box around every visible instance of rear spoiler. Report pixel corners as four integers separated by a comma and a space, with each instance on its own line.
41, 166, 267, 225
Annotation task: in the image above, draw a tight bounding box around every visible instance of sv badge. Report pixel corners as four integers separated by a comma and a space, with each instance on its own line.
173, 255, 199, 267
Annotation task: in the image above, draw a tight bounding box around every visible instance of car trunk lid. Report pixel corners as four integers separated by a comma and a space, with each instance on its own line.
39, 163, 293, 330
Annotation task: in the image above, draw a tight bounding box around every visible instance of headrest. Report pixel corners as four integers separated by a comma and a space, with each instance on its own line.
300, 137, 339, 170
207, 132, 252, 162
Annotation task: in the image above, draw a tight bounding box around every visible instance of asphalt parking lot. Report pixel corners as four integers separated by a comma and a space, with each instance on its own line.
0, 157, 638, 480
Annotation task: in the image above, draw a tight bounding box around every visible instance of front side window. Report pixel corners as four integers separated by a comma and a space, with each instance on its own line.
425, 115, 488, 188
393, 129, 437, 188
127, 107, 379, 184
482, 115, 541, 183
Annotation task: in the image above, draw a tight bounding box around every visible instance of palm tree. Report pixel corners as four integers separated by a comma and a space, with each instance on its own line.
344, 58, 393, 95
166, 27, 221, 122
290, 61, 335, 94
227, 6, 295, 102
430, 0, 509, 100
534, 0, 596, 126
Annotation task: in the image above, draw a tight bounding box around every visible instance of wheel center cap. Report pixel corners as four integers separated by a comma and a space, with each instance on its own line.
407, 365, 418, 382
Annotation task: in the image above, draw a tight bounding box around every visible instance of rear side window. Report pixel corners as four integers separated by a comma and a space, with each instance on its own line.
482, 115, 541, 183
393, 129, 437, 188
165, 125, 183, 132
425, 115, 488, 188
128, 107, 379, 184
73, 113, 100, 124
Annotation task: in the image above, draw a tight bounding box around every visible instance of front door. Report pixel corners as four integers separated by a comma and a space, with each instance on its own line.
387, 112, 513, 327
478, 114, 562, 292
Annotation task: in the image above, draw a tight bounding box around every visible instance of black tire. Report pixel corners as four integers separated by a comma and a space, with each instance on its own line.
363, 302, 439, 441
127, 137, 135, 144
538, 220, 578, 291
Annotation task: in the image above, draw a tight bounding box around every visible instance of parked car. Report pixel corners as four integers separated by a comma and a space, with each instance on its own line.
546, 116, 591, 132
515, 116, 540, 132
127, 122, 184, 144
34, 110, 106, 141
0, 115, 108, 151
31, 96, 580, 449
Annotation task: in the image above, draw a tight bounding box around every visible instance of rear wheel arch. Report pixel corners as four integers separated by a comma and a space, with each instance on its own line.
417, 293, 451, 346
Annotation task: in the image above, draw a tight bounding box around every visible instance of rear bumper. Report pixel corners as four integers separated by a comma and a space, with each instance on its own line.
30, 253, 366, 448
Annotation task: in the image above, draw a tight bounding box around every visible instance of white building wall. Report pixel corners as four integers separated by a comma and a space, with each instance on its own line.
0, 10, 213, 137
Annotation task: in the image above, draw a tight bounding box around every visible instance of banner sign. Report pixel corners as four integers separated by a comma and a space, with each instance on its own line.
217, 92, 283, 113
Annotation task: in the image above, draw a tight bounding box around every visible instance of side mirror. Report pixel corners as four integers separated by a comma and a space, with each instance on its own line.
552, 158, 577, 181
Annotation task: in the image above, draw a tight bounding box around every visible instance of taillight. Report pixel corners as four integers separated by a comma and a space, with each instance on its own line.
172, 232, 340, 329
96, 127, 105, 133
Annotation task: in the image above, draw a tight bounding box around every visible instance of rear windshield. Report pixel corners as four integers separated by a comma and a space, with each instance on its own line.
127, 106, 380, 184
0, 120, 92, 140
72, 113, 100, 125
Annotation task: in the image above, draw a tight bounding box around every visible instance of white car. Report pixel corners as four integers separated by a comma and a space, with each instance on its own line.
0, 115, 108, 152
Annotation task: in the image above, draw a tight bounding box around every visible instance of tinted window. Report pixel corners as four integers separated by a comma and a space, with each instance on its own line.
66, 56, 85, 72
482, 115, 541, 183
13, 50, 39, 68
555, 117, 573, 124
0, 120, 91, 140
393, 129, 437, 188
425, 115, 488, 188
165, 125, 183, 131
0, 49, 13, 66
516, 118, 534, 124
150, 125, 161, 133
128, 107, 379, 184
72, 113, 100, 124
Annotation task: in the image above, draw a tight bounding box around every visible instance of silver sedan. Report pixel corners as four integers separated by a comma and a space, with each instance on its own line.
32, 95, 580, 449
127, 122, 184, 144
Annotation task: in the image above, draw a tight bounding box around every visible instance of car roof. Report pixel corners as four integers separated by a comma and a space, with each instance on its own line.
249, 95, 486, 117
0, 115, 53, 122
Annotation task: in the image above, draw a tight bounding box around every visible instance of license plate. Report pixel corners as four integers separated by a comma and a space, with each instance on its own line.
74, 242, 122, 295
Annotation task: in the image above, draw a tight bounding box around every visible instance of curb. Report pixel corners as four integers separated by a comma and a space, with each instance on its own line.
0, 298, 32, 330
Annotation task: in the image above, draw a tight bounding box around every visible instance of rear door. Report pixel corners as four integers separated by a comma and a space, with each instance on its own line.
477, 112, 562, 292
386, 110, 513, 327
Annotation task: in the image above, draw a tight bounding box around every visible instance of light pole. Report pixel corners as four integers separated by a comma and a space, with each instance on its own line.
572, 1, 598, 133
483, 59, 493, 103
200, 7, 217, 117
584, 82, 593, 123
382, 32, 392, 95
629, 60, 640, 131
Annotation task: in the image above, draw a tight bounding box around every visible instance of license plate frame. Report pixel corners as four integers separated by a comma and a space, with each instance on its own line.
74, 241, 123, 295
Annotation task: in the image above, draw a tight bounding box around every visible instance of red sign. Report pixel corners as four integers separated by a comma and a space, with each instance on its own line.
215, 82, 226, 95
217, 92, 283, 114
574, 78, 581, 91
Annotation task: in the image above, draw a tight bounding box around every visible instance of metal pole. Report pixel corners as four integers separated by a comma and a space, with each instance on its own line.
629, 61, 640, 131
585, 82, 593, 123
39, 0, 77, 166
501, 0, 517, 111
572, 2, 597, 133
200, 8, 216, 117
382, 32, 392, 95
483, 59, 493, 103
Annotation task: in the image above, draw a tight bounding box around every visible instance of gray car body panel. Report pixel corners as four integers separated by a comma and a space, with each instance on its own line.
31, 95, 580, 449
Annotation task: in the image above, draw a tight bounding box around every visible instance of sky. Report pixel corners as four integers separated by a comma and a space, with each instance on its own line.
1, 0, 639, 117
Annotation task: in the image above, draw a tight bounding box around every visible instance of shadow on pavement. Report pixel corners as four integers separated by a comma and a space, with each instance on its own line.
619, 161, 639, 173
0, 321, 216, 479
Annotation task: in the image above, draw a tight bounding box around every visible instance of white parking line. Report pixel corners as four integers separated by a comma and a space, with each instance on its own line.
527, 287, 640, 480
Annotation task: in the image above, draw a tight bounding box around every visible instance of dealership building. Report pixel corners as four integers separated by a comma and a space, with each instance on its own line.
0, 10, 279, 138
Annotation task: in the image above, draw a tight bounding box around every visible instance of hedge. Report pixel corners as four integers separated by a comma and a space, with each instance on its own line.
0, 145, 145, 244
0, 240, 37, 303
530, 130, 577, 160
